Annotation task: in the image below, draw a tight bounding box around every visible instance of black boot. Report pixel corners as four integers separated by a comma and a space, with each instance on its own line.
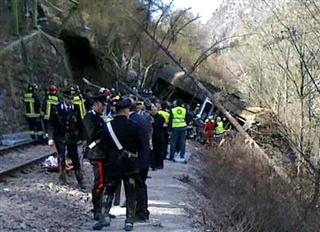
92, 194, 114, 230
124, 221, 134, 231
93, 212, 102, 221
92, 216, 110, 230
103, 193, 114, 219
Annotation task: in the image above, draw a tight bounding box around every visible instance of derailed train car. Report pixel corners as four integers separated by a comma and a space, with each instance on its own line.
151, 65, 247, 124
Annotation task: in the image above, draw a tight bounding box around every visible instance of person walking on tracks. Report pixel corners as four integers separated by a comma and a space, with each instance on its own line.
47, 89, 85, 189
169, 99, 188, 162
93, 97, 143, 231
23, 83, 43, 141
82, 95, 109, 221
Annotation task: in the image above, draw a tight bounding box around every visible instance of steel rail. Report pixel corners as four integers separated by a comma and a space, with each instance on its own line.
0, 140, 38, 156
0, 151, 55, 180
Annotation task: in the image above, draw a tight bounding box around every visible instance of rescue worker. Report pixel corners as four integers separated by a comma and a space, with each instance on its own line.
204, 116, 215, 146
48, 89, 85, 188
82, 95, 108, 221
107, 94, 120, 116
71, 85, 86, 119
215, 116, 225, 145
158, 101, 170, 160
169, 99, 188, 161
193, 103, 201, 116
23, 83, 43, 140
99, 87, 113, 121
93, 97, 143, 231
99, 87, 111, 97
42, 84, 59, 138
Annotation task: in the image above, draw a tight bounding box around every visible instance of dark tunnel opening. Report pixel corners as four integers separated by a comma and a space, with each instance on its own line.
59, 30, 101, 85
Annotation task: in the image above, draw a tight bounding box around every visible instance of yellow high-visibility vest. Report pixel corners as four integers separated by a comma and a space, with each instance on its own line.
24, 93, 40, 118
171, 106, 187, 128
158, 110, 170, 125
72, 95, 86, 119
44, 95, 59, 120
215, 121, 225, 135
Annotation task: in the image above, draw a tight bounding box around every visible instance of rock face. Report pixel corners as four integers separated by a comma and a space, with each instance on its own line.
0, 30, 73, 134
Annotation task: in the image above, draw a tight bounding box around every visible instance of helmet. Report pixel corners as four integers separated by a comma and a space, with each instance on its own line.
99, 87, 105, 94
48, 85, 58, 94
28, 83, 38, 91
74, 85, 81, 94
70, 86, 76, 95
99, 87, 111, 97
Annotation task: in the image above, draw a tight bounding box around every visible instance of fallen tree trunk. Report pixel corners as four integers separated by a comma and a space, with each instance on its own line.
142, 28, 290, 182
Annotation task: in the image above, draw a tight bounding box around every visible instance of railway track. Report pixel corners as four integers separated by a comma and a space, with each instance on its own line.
0, 143, 55, 180
0, 140, 38, 155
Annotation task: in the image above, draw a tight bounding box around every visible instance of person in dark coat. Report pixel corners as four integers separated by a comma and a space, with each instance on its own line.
93, 97, 143, 231
47, 89, 85, 188
150, 103, 165, 169
82, 95, 108, 221
158, 101, 170, 159
129, 98, 150, 221
83, 88, 94, 111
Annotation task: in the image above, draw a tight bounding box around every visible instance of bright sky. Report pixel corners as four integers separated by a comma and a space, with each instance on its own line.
163, 0, 223, 23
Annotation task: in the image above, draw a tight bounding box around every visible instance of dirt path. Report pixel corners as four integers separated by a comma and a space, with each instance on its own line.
0, 145, 202, 232
87, 158, 198, 232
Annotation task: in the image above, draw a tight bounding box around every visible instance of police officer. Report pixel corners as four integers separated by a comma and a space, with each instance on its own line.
129, 98, 150, 222
47, 89, 85, 188
169, 99, 188, 161
42, 84, 59, 138
93, 97, 143, 231
82, 95, 108, 221
23, 83, 43, 141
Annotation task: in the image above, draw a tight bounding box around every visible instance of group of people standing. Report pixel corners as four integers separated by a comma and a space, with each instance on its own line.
23, 82, 190, 231
203, 116, 227, 146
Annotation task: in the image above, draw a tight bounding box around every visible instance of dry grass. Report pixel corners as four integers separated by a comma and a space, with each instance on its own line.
197, 135, 320, 232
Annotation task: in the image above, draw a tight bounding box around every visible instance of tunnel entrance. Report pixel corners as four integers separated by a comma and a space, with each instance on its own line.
59, 30, 111, 88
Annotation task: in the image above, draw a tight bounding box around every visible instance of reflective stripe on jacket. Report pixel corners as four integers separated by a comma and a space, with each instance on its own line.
72, 95, 86, 119
44, 95, 59, 120
171, 106, 187, 128
24, 93, 40, 118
